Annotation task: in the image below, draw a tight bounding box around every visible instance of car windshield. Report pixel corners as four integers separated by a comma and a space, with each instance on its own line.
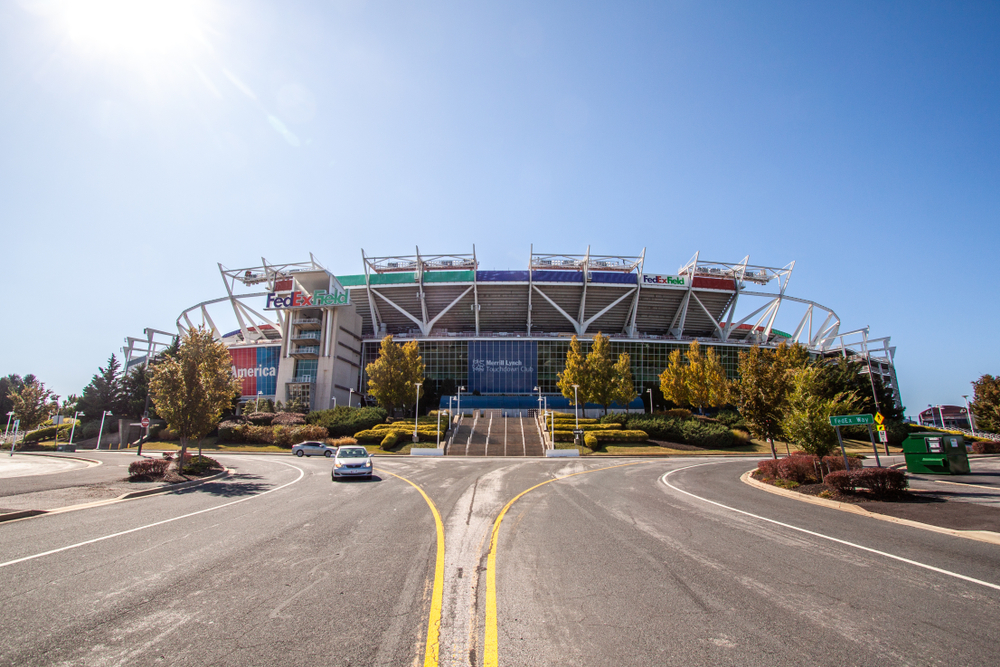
339, 448, 368, 458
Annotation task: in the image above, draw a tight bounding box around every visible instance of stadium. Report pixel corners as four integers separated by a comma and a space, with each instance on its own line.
125, 247, 901, 416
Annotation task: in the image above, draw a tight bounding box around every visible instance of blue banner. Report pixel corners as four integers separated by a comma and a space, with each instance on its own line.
468, 340, 538, 394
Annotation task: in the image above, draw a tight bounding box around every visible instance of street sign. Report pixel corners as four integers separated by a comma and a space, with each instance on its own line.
876, 424, 886, 432
829, 414, 874, 426
141, 417, 150, 428
874, 412, 884, 425
878, 430, 888, 443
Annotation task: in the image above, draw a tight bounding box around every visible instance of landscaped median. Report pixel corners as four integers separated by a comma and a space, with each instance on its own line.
753, 452, 907, 500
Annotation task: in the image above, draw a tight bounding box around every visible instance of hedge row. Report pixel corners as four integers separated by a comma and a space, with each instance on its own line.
354, 427, 445, 443
971, 441, 1000, 454
372, 420, 449, 433
757, 453, 863, 484
22, 422, 76, 443
217, 423, 328, 446
306, 406, 388, 438
825, 468, 907, 498
583, 430, 650, 448
626, 416, 735, 449
546, 415, 599, 426
541, 423, 622, 432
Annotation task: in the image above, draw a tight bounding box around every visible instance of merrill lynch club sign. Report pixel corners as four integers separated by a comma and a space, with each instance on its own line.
468, 341, 537, 393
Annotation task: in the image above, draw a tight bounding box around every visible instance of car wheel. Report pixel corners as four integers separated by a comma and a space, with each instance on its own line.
325, 450, 333, 457
295, 450, 304, 457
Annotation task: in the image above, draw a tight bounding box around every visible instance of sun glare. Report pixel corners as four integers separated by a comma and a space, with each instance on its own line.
60, 0, 206, 57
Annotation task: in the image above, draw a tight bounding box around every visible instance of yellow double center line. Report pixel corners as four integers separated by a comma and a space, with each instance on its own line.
382, 471, 446, 667
482, 461, 647, 667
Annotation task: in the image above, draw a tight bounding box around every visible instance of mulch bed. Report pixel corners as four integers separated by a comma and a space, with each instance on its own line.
754, 472, 1000, 533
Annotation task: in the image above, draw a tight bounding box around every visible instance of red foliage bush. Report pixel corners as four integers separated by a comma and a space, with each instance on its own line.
824, 468, 907, 499
822, 455, 864, 472
777, 455, 822, 484
971, 441, 1000, 454
757, 459, 781, 479
128, 458, 170, 480
271, 412, 306, 427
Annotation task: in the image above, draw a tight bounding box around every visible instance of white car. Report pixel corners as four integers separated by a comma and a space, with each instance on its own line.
332, 446, 374, 480
292, 441, 336, 457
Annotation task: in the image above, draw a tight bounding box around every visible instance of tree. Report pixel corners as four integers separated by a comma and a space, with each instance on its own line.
9, 377, 55, 432
365, 335, 424, 417
732, 343, 810, 459
782, 366, 857, 457
78, 355, 123, 423
972, 374, 1000, 434
557, 335, 590, 409
0, 374, 25, 418
611, 352, 638, 413
59, 394, 80, 417
583, 333, 618, 415
659, 349, 689, 408
814, 356, 903, 423
683, 341, 729, 414
149, 327, 241, 467
120, 365, 153, 419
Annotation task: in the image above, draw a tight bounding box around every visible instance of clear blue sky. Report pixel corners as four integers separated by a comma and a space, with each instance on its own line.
2, 0, 997, 417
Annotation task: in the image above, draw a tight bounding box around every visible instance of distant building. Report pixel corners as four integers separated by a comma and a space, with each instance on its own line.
918, 405, 971, 430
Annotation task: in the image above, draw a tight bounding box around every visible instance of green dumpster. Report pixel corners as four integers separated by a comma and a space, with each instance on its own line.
902, 433, 970, 475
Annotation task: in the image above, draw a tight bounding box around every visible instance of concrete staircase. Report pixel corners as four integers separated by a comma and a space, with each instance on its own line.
445, 411, 547, 457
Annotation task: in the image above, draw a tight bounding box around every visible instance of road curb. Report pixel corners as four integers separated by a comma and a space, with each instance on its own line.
741, 470, 1000, 546
0, 468, 233, 523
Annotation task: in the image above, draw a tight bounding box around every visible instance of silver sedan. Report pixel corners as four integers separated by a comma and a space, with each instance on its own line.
332, 446, 374, 480
292, 441, 336, 457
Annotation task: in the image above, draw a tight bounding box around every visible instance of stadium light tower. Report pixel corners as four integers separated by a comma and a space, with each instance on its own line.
963, 394, 976, 435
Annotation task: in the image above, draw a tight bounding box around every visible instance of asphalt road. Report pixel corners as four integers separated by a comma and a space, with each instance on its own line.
1, 455, 998, 666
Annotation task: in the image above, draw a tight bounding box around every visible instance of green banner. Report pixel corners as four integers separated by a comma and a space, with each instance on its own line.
829, 414, 874, 426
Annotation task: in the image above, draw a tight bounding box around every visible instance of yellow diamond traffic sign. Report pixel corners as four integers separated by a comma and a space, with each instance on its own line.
876, 424, 886, 432
874, 412, 884, 425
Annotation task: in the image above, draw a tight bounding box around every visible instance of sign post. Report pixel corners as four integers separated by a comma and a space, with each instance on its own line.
829, 414, 874, 472
138, 416, 150, 456
9, 420, 20, 456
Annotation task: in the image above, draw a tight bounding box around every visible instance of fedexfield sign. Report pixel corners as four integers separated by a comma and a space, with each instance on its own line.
265, 288, 349, 309
642, 274, 686, 286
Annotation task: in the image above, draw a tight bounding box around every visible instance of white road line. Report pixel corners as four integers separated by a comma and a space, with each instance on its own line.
0, 458, 306, 569
661, 462, 1000, 593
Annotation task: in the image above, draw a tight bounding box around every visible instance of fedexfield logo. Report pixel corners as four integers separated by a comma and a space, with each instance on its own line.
643, 274, 686, 286
266, 289, 349, 309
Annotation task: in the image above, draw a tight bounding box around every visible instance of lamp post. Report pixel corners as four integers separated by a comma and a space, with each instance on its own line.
4, 411, 14, 443
256, 391, 262, 412
331, 395, 337, 410
457, 386, 465, 418
962, 394, 976, 436
348, 388, 355, 408
96, 410, 112, 450
413, 382, 423, 443
68, 411, 85, 445
436, 407, 441, 448
647, 388, 653, 414
572, 384, 580, 429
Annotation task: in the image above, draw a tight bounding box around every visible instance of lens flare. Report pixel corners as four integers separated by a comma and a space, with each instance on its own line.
60, 0, 206, 56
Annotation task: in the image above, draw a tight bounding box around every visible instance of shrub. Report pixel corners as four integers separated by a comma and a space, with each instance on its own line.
307, 406, 388, 437
128, 458, 170, 480
662, 408, 692, 419
679, 420, 734, 449
584, 432, 599, 448
971, 441, 1000, 454
824, 468, 907, 499
326, 437, 358, 447
381, 431, 399, 449
275, 425, 328, 447
218, 420, 243, 442
773, 479, 800, 489
625, 416, 685, 442
272, 412, 306, 427
354, 426, 443, 443
182, 455, 222, 476
821, 455, 863, 473
757, 453, 862, 485
245, 412, 275, 426
22, 423, 74, 443
715, 410, 745, 428
600, 413, 628, 425
757, 459, 781, 479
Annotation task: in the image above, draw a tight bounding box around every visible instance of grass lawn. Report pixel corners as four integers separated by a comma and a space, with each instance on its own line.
553, 436, 904, 458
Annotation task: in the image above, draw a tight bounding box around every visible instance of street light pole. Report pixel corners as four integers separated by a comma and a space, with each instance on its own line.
413, 382, 423, 443
962, 395, 976, 436
256, 391, 262, 412
331, 395, 337, 410
457, 386, 465, 418
68, 411, 84, 445
572, 384, 580, 429
647, 388, 653, 414
349, 388, 354, 408
96, 410, 112, 451
3, 411, 14, 443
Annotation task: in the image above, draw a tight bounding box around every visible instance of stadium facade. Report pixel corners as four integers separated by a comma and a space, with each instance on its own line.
125, 248, 901, 414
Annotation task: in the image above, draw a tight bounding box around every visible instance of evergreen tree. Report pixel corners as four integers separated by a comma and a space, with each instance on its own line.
78, 354, 123, 422
971, 374, 1000, 433
365, 335, 425, 417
